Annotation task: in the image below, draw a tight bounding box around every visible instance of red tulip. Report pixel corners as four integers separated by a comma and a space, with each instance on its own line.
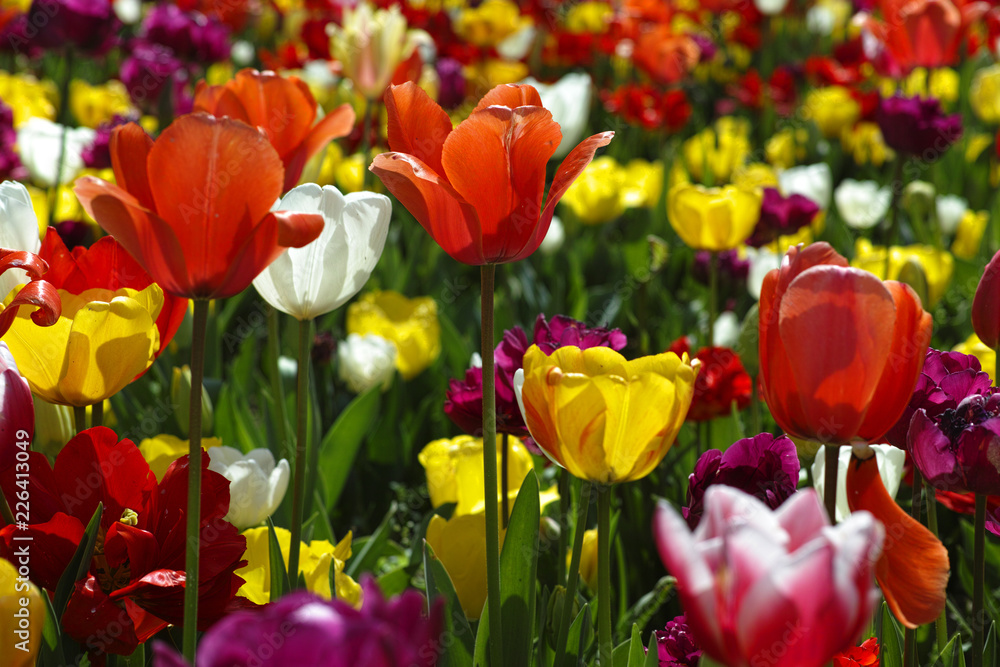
0, 249, 60, 338
193, 68, 356, 193
759, 243, 932, 445
370, 82, 613, 265
868, 0, 987, 72
36, 228, 187, 360
73, 114, 325, 299
972, 248, 1000, 349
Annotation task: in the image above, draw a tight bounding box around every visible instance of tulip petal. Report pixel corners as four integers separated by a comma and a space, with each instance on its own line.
385, 82, 452, 176
472, 83, 543, 112
846, 453, 949, 628
973, 248, 1000, 348
778, 266, 895, 443
0, 279, 60, 339
284, 103, 357, 191
370, 152, 484, 264
110, 122, 156, 211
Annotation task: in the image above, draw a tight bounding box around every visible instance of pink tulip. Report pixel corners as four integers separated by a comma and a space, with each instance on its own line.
653, 486, 883, 667
0, 341, 32, 471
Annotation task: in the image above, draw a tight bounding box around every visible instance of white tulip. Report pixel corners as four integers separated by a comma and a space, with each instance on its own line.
113, 0, 142, 24
754, 0, 789, 15
806, 5, 835, 34
936, 194, 967, 236
779, 162, 832, 210
539, 216, 565, 254
813, 444, 905, 522
16, 117, 95, 188
745, 247, 781, 300
834, 179, 892, 230
497, 25, 536, 60
0, 181, 41, 298
713, 311, 740, 348
253, 184, 391, 321
208, 446, 290, 531
337, 333, 397, 394
521, 73, 592, 159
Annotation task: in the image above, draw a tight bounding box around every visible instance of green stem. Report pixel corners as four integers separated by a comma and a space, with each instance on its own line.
304, 322, 322, 522
288, 317, 311, 585
91, 401, 103, 428
73, 405, 87, 434
904, 471, 924, 667
49, 52, 72, 229
554, 482, 591, 667
481, 264, 503, 666
750, 374, 761, 435
824, 445, 839, 523
925, 489, 948, 653
707, 251, 718, 348
360, 101, 374, 191
885, 157, 904, 279
501, 431, 509, 529
557, 469, 569, 587
182, 299, 210, 662
267, 306, 291, 461
597, 486, 613, 667
973, 493, 986, 667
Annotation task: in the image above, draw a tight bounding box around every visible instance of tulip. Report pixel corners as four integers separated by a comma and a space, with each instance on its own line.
954, 334, 996, 382
0, 342, 32, 471
851, 239, 953, 308
953, 209, 988, 260
833, 637, 880, 667
813, 443, 904, 521
119, 42, 187, 114
803, 86, 860, 138
337, 333, 397, 394
31, 398, 73, 457
877, 95, 962, 157
667, 183, 762, 252
681, 119, 751, 185
153, 577, 443, 667
759, 242, 932, 445
936, 194, 968, 235
971, 64, 1000, 124
834, 179, 892, 230
74, 115, 325, 300
0, 556, 45, 667
539, 216, 564, 254
514, 345, 699, 484
139, 434, 223, 481
868, 0, 985, 71
559, 156, 627, 225
207, 446, 290, 531
521, 73, 592, 159
418, 434, 534, 515
0, 182, 41, 299
193, 69, 356, 192
141, 4, 230, 63
346, 291, 440, 380
16, 118, 96, 188
425, 509, 504, 619
747, 187, 818, 248
973, 248, 1000, 350
571, 529, 598, 591
745, 247, 781, 300
3, 284, 162, 406
778, 162, 832, 210
237, 526, 360, 606
654, 486, 884, 667
668, 339, 752, 423
370, 82, 613, 265
655, 615, 703, 666
633, 25, 700, 85
252, 185, 391, 321
69, 80, 134, 129
533, 313, 627, 353
21, 0, 115, 52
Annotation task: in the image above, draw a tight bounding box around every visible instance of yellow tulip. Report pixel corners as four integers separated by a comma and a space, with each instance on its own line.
238, 526, 361, 607
453, 0, 531, 46
0, 72, 56, 126
840, 121, 894, 167
466, 59, 530, 93
426, 510, 503, 619
954, 334, 995, 382
732, 162, 779, 190
335, 152, 368, 194
418, 434, 534, 515
952, 210, 988, 260
4, 285, 163, 406
681, 118, 751, 184
0, 557, 45, 667
69, 80, 134, 128
347, 291, 440, 380
803, 86, 860, 138
622, 159, 665, 209
765, 128, 808, 170
565, 1, 612, 33
851, 239, 953, 307
518, 346, 700, 484
568, 529, 598, 591
139, 434, 223, 481
667, 183, 762, 252
560, 156, 628, 224
971, 65, 1000, 124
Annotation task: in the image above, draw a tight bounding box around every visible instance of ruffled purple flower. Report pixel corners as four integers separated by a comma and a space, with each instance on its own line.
876, 94, 962, 158
0, 102, 25, 181
18, 0, 116, 53
120, 41, 192, 114
533, 314, 627, 354
153, 576, 445, 667
746, 187, 818, 248
142, 4, 230, 63
81, 114, 135, 170
53, 220, 94, 249
683, 433, 799, 529
436, 57, 466, 110
656, 615, 702, 666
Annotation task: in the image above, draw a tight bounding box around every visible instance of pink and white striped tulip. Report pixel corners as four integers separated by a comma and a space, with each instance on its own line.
653, 486, 883, 667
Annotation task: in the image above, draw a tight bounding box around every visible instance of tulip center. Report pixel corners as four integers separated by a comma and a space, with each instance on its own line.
938, 394, 1000, 441
91, 509, 139, 593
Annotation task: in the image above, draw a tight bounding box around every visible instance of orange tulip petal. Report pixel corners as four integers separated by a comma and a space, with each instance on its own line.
192, 84, 250, 123
857, 281, 932, 442
282, 102, 357, 192
847, 454, 949, 628
226, 70, 317, 159
385, 82, 452, 176
778, 266, 894, 443
0, 279, 60, 337
370, 153, 484, 265
472, 83, 543, 113
110, 123, 156, 211
145, 114, 284, 282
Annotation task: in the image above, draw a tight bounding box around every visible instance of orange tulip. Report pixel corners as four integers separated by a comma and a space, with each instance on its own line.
633, 26, 700, 85
74, 115, 324, 300
868, 0, 987, 71
193, 69, 356, 192
759, 242, 932, 445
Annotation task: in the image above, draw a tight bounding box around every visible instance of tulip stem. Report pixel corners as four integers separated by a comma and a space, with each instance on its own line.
824, 445, 839, 523
91, 401, 103, 428
884, 157, 904, 278
267, 306, 291, 461
73, 405, 87, 434
182, 299, 209, 662
707, 251, 718, 348
48, 51, 72, 229
288, 317, 311, 587
925, 489, 949, 652
555, 481, 591, 667
597, 485, 613, 667
904, 471, 924, 667
557, 469, 569, 586
973, 493, 987, 667
481, 263, 504, 666
360, 101, 374, 192
501, 432, 509, 529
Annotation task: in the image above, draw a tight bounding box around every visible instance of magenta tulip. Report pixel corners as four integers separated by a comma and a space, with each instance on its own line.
0, 341, 32, 472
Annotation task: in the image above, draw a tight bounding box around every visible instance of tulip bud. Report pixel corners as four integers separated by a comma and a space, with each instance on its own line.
207, 446, 290, 531
902, 181, 936, 222
546, 585, 581, 644
0, 343, 32, 469
973, 249, 1000, 350
32, 398, 74, 458
571, 529, 599, 592
897, 256, 930, 308
337, 333, 397, 394
0, 557, 45, 667
171, 365, 213, 437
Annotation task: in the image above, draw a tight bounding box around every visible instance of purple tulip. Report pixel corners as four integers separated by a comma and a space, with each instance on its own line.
17, 0, 116, 52
120, 41, 191, 114
532, 314, 627, 354
692, 249, 749, 291
82, 115, 135, 170
0, 342, 33, 473
746, 187, 818, 248
0, 103, 26, 181
153, 577, 445, 667
142, 4, 230, 63
436, 57, 466, 110
876, 94, 962, 158
683, 433, 800, 529
656, 615, 702, 666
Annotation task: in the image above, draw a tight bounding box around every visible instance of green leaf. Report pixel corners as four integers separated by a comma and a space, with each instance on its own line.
880, 602, 904, 667
564, 602, 592, 667
53, 503, 103, 620
935, 634, 961, 667
612, 639, 633, 665
699, 658, 728, 667
319, 384, 382, 512
499, 472, 540, 667
643, 631, 659, 667
266, 517, 289, 602
424, 541, 475, 667
376, 567, 411, 599
40, 585, 60, 650
346, 502, 396, 578
625, 624, 647, 667
985, 622, 997, 667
